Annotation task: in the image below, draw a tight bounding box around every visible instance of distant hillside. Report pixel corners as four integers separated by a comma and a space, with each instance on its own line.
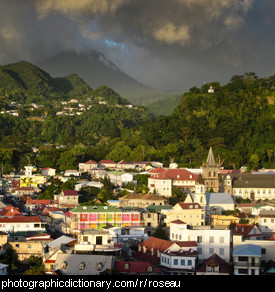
38, 51, 185, 108
0, 61, 130, 106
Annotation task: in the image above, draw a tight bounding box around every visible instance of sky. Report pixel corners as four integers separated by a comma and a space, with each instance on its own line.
0, 0, 274, 91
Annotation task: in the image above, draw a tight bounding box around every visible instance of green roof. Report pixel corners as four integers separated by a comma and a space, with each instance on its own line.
146, 205, 173, 212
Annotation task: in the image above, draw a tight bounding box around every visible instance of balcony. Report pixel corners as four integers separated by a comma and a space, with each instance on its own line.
75, 242, 122, 253
233, 261, 260, 267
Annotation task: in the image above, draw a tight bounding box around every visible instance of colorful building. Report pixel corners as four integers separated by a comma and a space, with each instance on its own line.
69, 205, 140, 235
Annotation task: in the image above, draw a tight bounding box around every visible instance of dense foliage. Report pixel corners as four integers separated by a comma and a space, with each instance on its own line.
0, 62, 274, 173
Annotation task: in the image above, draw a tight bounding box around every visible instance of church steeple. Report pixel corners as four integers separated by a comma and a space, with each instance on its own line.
206, 146, 216, 167
202, 147, 219, 192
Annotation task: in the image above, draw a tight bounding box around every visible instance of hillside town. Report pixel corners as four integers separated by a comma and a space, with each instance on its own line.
0, 147, 275, 276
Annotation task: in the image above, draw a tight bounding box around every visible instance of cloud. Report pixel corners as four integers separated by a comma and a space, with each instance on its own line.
0, 0, 273, 90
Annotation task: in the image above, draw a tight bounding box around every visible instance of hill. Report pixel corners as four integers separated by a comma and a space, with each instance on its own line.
38, 51, 185, 108
139, 74, 275, 168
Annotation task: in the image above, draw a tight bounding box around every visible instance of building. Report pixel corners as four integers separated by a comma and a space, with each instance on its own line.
169, 220, 231, 262
161, 202, 205, 227
258, 210, 275, 233
74, 229, 121, 254
148, 167, 199, 197
196, 253, 232, 275
114, 261, 162, 275
232, 244, 262, 275
118, 193, 167, 208
202, 147, 219, 192
41, 168, 56, 177
107, 171, 134, 186
0, 216, 46, 233
53, 253, 114, 275
69, 205, 140, 235
222, 173, 275, 201
184, 184, 235, 220
78, 160, 98, 173
54, 190, 79, 208
98, 160, 117, 169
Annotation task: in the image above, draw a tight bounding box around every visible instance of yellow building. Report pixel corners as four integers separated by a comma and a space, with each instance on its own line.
20, 175, 47, 188
162, 202, 205, 227
210, 214, 239, 228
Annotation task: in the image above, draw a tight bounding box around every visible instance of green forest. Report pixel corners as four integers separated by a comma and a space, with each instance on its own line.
0, 62, 274, 174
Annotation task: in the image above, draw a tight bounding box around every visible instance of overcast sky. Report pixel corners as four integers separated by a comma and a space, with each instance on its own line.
0, 0, 274, 90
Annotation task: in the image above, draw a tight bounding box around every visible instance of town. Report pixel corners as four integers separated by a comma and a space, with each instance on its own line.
0, 146, 274, 276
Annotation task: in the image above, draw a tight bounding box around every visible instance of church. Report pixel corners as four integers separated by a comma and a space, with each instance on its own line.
202, 146, 220, 192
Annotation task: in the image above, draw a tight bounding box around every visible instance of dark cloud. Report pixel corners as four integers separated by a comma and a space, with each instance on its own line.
0, 0, 273, 90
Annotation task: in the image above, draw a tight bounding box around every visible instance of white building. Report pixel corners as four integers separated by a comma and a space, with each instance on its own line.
148, 167, 198, 197
233, 244, 262, 275
170, 220, 231, 262
0, 216, 46, 233
258, 210, 275, 233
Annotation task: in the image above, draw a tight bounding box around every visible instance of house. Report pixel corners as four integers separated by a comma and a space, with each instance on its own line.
148, 167, 198, 197
232, 223, 268, 240
20, 175, 47, 188
74, 228, 121, 254
69, 205, 140, 235
41, 168, 56, 177
196, 253, 232, 275
98, 160, 117, 169
210, 214, 239, 228
184, 185, 235, 219
114, 261, 163, 275
0, 205, 23, 217
107, 171, 134, 186
43, 236, 77, 273
233, 244, 262, 275
64, 170, 80, 177
160, 241, 198, 275
258, 210, 275, 233
0, 216, 46, 233
135, 236, 198, 271
53, 253, 114, 275
161, 202, 205, 227
8, 240, 47, 263
78, 160, 98, 173
107, 226, 148, 244
0, 263, 8, 275
118, 193, 167, 208
169, 220, 231, 262
54, 190, 79, 208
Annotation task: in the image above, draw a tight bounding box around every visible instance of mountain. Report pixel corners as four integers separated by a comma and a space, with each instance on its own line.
38, 51, 184, 108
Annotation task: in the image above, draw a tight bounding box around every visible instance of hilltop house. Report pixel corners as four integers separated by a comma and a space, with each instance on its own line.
78, 160, 98, 173
54, 190, 79, 209
148, 167, 198, 197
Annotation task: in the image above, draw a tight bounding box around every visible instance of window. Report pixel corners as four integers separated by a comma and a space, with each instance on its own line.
197, 236, 202, 243
220, 236, 224, 243
209, 236, 214, 243
219, 248, 224, 256
187, 260, 192, 266
174, 259, 178, 265
181, 259, 185, 266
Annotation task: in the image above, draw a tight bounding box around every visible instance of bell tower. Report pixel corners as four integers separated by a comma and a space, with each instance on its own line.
202, 147, 219, 192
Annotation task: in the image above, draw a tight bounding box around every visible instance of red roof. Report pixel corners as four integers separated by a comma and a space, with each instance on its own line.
0, 205, 23, 217
0, 216, 42, 223
114, 261, 162, 274
138, 236, 174, 253
148, 167, 198, 181
62, 190, 79, 196
177, 202, 203, 210
99, 160, 116, 164
85, 160, 97, 164
196, 253, 232, 274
